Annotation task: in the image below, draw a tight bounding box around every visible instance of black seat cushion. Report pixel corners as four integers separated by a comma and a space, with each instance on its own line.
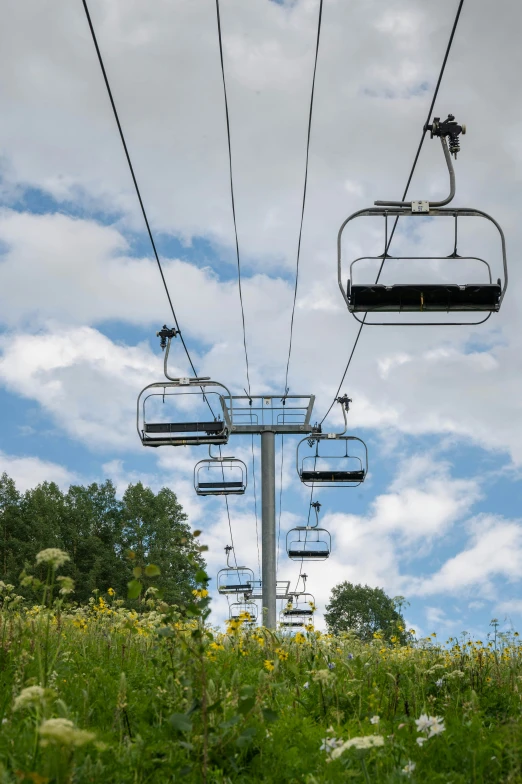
283, 608, 313, 616
198, 481, 243, 489
145, 421, 224, 434
301, 470, 365, 483
220, 583, 252, 591
349, 283, 501, 312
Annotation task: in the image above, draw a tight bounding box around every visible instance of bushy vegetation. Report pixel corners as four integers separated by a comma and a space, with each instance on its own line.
324, 582, 408, 643
0, 473, 204, 604
0, 546, 521, 783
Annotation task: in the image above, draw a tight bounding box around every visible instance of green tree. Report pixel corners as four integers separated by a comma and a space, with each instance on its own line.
62, 481, 127, 603
324, 581, 407, 642
121, 483, 205, 605
0, 472, 26, 584
0, 473, 204, 608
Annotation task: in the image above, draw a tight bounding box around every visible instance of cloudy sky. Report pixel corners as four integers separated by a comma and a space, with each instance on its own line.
1, 0, 521, 637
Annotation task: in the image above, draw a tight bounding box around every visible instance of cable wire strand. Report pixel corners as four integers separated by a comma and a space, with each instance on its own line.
81, 0, 204, 384
319, 0, 465, 426
215, 0, 261, 582
284, 0, 324, 391
215, 0, 252, 396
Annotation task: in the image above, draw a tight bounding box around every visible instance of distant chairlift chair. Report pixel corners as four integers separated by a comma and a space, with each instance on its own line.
297, 396, 368, 488
194, 446, 247, 496
280, 575, 316, 629
229, 593, 258, 625
137, 327, 233, 447
217, 546, 254, 595
337, 115, 508, 325
286, 502, 331, 561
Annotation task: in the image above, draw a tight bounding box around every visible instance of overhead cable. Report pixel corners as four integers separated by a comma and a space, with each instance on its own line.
278, 0, 324, 581
215, 0, 252, 396
215, 0, 261, 574
319, 0, 465, 426
80, 0, 203, 384
283, 0, 324, 392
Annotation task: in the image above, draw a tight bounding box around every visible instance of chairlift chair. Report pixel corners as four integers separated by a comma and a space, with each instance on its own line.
194, 446, 247, 496
229, 593, 258, 625
297, 396, 368, 487
280, 575, 315, 628
137, 328, 232, 447
337, 115, 508, 325
217, 546, 254, 595
286, 502, 331, 561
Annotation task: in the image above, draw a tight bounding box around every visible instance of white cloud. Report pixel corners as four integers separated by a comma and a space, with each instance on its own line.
411, 515, 522, 598
0, 327, 158, 450
0, 450, 76, 492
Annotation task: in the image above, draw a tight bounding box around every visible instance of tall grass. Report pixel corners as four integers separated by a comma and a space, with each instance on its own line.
0, 553, 521, 783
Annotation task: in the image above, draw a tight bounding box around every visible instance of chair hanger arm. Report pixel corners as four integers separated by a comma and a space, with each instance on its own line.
374, 136, 455, 208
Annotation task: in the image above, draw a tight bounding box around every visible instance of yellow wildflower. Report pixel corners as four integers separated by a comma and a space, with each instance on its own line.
275, 648, 289, 661
294, 633, 306, 645
264, 660, 275, 672
107, 588, 115, 597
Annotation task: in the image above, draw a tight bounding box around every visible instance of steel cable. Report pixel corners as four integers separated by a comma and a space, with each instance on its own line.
284, 0, 324, 392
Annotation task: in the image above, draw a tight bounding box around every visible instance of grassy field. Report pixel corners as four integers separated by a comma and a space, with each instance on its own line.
0, 552, 521, 783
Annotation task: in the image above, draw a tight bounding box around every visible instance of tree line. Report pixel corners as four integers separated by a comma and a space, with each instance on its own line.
0, 473, 204, 605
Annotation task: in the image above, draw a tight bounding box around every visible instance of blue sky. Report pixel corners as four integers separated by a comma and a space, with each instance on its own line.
1, 0, 522, 638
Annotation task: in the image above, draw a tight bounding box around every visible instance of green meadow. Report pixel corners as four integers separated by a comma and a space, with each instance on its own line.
0, 548, 521, 783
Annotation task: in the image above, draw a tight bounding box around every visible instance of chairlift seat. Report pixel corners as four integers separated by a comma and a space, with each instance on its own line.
198, 481, 243, 489
348, 283, 501, 313
288, 549, 329, 559
145, 421, 225, 434
221, 583, 252, 592
283, 608, 313, 616
301, 470, 365, 483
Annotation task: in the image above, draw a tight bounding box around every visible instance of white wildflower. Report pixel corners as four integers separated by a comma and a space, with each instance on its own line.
312, 669, 332, 684
402, 761, 416, 775
35, 549, 70, 569
370, 715, 380, 725
57, 576, 75, 596
330, 735, 385, 759
303, 682, 309, 689
446, 669, 465, 679
428, 717, 445, 738
13, 686, 50, 712
415, 713, 432, 733
320, 737, 339, 752
435, 678, 444, 688
39, 718, 95, 747
416, 737, 427, 747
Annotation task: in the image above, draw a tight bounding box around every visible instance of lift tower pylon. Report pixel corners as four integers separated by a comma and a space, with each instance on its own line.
224, 395, 316, 628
